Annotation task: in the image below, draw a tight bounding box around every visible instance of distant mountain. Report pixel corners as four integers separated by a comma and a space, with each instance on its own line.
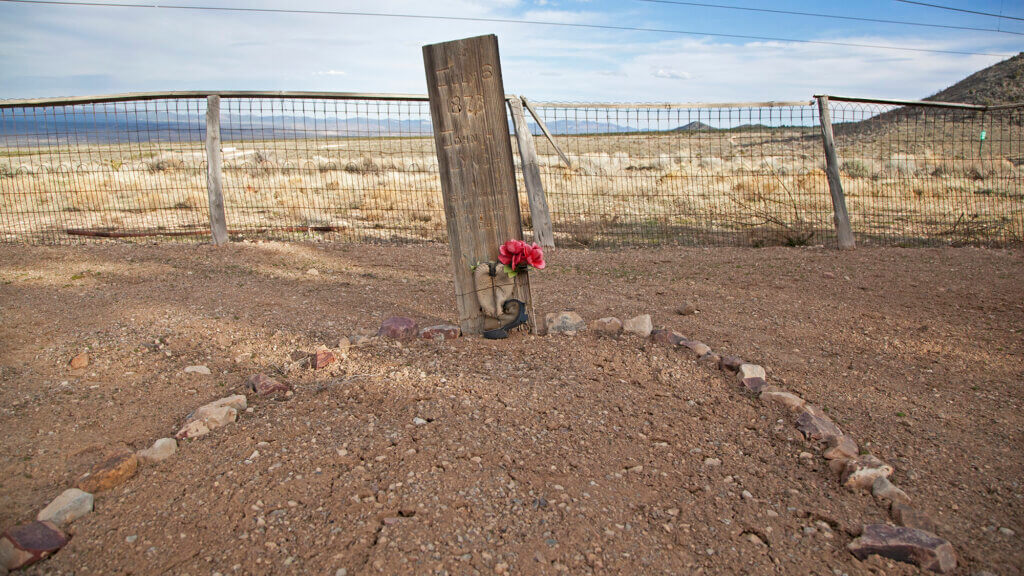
673, 121, 714, 131
525, 119, 638, 135
0, 108, 644, 144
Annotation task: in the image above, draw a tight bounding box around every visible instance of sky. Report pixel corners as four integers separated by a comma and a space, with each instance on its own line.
0, 0, 1021, 102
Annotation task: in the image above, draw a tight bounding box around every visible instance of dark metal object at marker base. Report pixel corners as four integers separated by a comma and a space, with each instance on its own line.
482, 299, 528, 340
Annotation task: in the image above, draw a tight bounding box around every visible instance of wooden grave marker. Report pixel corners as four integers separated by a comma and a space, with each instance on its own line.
423, 34, 534, 336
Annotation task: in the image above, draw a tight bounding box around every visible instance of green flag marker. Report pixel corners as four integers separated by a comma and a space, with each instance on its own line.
980, 130, 987, 141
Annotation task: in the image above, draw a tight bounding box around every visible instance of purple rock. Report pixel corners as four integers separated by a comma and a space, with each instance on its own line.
311, 349, 336, 369
245, 373, 292, 397
0, 521, 69, 570
719, 356, 744, 373
378, 317, 419, 341
741, 377, 768, 394
795, 404, 842, 441
650, 330, 687, 346
848, 524, 956, 573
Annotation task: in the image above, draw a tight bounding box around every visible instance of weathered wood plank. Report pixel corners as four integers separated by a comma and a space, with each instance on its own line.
423, 35, 534, 335
816, 95, 856, 251
205, 95, 229, 246
508, 97, 555, 249
521, 97, 573, 168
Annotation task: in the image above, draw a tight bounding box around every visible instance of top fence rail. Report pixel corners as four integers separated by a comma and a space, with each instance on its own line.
528, 100, 815, 110
1, 91, 1021, 247
0, 91, 431, 108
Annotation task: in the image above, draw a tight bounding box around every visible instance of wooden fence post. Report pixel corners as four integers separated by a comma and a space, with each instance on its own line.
423, 35, 535, 336
205, 95, 229, 245
508, 97, 555, 249
816, 95, 855, 250
521, 97, 573, 169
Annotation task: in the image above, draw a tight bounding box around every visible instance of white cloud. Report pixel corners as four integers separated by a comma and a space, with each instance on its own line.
0, 0, 1016, 103
652, 69, 690, 80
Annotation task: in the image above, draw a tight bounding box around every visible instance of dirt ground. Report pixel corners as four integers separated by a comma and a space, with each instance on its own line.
0, 242, 1021, 575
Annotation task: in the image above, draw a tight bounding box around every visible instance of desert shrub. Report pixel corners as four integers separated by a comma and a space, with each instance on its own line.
344, 157, 380, 174
841, 159, 872, 179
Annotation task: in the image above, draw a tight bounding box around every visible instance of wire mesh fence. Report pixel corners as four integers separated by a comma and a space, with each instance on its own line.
526, 101, 835, 247
1, 92, 1021, 247
0, 98, 209, 243
830, 101, 1023, 246
217, 97, 447, 242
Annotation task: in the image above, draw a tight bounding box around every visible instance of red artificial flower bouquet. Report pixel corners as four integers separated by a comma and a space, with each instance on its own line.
497, 239, 545, 278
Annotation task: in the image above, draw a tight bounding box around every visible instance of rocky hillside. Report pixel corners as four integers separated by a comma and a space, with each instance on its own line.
925, 52, 1024, 106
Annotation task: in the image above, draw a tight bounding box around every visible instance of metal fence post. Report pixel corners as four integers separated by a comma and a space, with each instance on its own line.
205, 95, 229, 245
816, 95, 855, 250
508, 96, 555, 249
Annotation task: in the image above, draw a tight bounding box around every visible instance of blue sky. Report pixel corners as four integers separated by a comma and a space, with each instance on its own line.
0, 0, 1021, 101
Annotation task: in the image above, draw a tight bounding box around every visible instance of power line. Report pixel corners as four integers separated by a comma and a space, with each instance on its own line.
894, 0, 1024, 21
637, 0, 1024, 35
0, 0, 1016, 57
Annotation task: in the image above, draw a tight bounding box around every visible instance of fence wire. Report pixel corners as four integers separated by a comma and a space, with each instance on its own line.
0, 93, 1021, 247
526, 102, 833, 247
830, 102, 1022, 246
218, 98, 445, 242
0, 99, 208, 243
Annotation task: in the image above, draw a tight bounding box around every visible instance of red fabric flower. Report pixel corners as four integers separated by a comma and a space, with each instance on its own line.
523, 242, 545, 269
498, 240, 526, 266
498, 239, 544, 273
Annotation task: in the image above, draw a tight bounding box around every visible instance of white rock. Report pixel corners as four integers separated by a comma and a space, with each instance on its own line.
738, 364, 766, 380
197, 405, 237, 428
842, 455, 894, 490
37, 488, 94, 526
703, 457, 722, 467
176, 419, 211, 439
623, 315, 653, 338
184, 365, 212, 375
187, 395, 246, 428
592, 317, 623, 335
205, 394, 247, 412
413, 417, 428, 426
759, 388, 806, 411
137, 438, 177, 463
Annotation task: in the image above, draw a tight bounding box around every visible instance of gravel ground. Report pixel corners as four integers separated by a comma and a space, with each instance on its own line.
0, 242, 1021, 575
